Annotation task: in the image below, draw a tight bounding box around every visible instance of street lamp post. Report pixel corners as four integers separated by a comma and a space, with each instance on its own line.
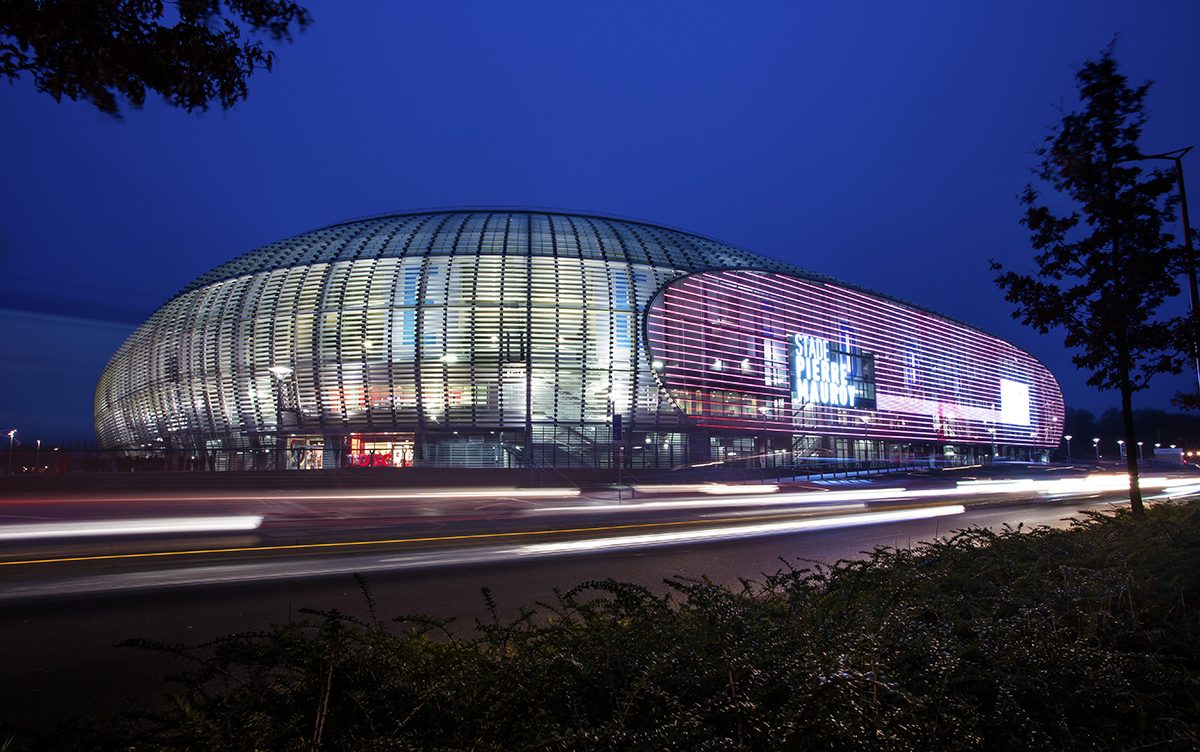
6, 429, 15, 474
268, 365, 295, 471
1137, 441, 1144, 462
861, 415, 871, 469
1122, 147, 1199, 393
1117, 439, 1126, 460
1064, 434, 1073, 460
1093, 437, 1101, 461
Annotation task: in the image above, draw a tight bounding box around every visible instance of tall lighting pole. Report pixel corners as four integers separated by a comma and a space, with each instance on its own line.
1064, 434, 1073, 460
6, 429, 15, 474
268, 365, 295, 471
1093, 437, 1101, 461
1122, 147, 1198, 393
861, 415, 871, 468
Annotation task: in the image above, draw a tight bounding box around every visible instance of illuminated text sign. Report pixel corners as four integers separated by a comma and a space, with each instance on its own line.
788, 333, 875, 409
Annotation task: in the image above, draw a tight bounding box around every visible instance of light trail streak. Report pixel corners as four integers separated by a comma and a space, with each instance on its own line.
0, 516, 264, 541
0, 487, 582, 505
699, 503, 868, 519
8, 476, 1195, 515
0, 505, 967, 600
2, 472, 1195, 584
1, 498, 1139, 603
535, 474, 1200, 515
519, 505, 966, 555
954, 474, 1183, 498
0, 506, 938, 568
1149, 482, 1200, 499
628, 483, 773, 495
532, 489, 899, 514
694, 483, 780, 495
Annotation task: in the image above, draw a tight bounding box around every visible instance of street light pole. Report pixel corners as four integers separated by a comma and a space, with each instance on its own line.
861, 415, 871, 469
1137, 441, 1144, 462
268, 365, 295, 471
1093, 437, 1101, 461
1124, 147, 1199, 393
1064, 434, 1073, 460
6, 429, 14, 474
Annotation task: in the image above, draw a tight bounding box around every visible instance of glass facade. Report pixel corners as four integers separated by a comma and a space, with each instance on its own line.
94, 210, 807, 468
94, 210, 1064, 470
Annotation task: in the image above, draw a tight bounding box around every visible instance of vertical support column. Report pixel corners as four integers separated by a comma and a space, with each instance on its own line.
524, 216, 535, 470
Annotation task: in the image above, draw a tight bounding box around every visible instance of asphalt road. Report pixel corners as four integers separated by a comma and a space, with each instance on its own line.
0, 477, 1168, 733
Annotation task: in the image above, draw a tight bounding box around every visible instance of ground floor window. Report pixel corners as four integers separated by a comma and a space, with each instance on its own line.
347, 433, 415, 468
287, 435, 325, 470
236, 427, 1053, 471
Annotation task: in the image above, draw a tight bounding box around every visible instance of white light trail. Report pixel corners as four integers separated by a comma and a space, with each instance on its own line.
0, 516, 264, 541
0, 487, 583, 505
0, 505, 968, 600
1149, 483, 1200, 499
629, 482, 781, 495
696, 483, 779, 495
531, 487, 906, 515
387, 488, 581, 499
954, 474, 1189, 498
518, 505, 966, 555
699, 503, 869, 519
533, 473, 1200, 517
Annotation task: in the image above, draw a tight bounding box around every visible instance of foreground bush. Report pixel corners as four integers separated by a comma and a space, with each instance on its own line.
43, 504, 1200, 750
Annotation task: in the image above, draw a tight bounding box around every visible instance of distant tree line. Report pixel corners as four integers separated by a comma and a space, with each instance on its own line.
1063, 406, 1200, 454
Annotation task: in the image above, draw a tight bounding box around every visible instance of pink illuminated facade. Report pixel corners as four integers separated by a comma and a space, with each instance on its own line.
646, 270, 1063, 465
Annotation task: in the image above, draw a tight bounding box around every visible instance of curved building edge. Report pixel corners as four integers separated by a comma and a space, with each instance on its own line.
93, 210, 1065, 470
643, 269, 1064, 455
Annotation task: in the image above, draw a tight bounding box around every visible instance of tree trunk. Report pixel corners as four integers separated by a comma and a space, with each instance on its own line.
1120, 382, 1146, 520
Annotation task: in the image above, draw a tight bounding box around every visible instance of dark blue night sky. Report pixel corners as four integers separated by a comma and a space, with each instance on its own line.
3, 1, 1200, 443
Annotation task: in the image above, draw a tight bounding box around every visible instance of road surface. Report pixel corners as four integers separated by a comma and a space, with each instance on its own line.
0, 466, 1195, 731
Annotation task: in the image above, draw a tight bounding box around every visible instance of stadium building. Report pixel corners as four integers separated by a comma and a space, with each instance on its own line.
94, 209, 1064, 471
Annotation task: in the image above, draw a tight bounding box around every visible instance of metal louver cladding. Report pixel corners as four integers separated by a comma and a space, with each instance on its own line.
644, 270, 1064, 448
94, 210, 814, 468
95, 209, 1063, 470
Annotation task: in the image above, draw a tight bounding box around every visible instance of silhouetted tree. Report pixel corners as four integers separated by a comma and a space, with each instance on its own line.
0, 0, 312, 117
992, 45, 1190, 519
1062, 408, 1098, 458
1129, 408, 1200, 451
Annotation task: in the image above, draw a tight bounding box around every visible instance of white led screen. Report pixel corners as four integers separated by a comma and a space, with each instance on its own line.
999, 378, 1031, 426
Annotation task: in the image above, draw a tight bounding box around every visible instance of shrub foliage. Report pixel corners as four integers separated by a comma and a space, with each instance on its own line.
40, 504, 1200, 750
